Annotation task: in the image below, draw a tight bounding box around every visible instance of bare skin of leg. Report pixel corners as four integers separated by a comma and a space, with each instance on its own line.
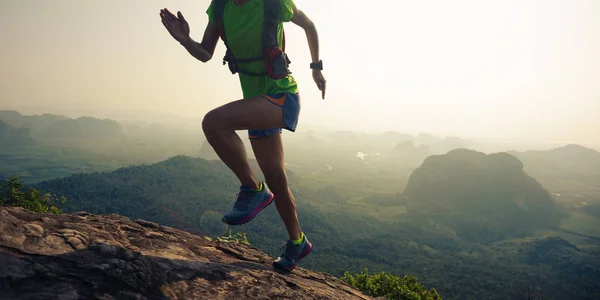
202, 95, 303, 241
251, 133, 302, 241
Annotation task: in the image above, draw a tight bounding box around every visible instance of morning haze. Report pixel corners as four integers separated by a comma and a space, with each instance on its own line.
2, 1, 600, 299
1, 0, 599, 147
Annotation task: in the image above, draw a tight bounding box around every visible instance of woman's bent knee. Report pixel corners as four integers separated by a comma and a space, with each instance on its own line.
202, 110, 225, 137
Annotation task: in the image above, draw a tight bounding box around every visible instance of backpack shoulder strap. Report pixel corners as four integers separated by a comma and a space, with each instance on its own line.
212, 0, 228, 44
213, 0, 290, 77
262, 0, 281, 52
212, 0, 238, 71
262, 0, 291, 78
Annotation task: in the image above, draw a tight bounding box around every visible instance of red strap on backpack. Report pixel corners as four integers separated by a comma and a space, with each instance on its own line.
212, 0, 290, 78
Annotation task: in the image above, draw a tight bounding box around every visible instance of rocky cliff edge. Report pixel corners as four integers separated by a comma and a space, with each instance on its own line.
0, 207, 372, 300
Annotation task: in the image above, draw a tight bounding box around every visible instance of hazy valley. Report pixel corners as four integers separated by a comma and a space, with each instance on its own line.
1, 110, 600, 299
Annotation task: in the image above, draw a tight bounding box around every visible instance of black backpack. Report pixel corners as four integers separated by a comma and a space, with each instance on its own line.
212, 0, 291, 79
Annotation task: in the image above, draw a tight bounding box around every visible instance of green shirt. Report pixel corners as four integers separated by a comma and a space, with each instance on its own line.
206, 0, 299, 99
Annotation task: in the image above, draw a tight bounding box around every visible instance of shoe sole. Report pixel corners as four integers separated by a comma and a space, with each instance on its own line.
222, 192, 274, 226
273, 241, 313, 272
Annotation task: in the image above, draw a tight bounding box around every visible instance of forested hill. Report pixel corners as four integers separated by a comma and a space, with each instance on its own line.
402, 149, 565, 242
35, 156, 239, 233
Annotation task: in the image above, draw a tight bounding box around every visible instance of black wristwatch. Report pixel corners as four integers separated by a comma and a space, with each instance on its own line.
310, 60, 323, 71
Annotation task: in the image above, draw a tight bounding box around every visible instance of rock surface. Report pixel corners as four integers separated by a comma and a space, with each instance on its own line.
0, 207, 373, 300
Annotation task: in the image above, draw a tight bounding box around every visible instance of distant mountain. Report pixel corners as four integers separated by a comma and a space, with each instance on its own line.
392, 140, 430, 158
402, 149, 565, 242
510, 144, 600, 194
414, 133, 440, 145
0, 121, 36, 147
0, 110, 69, 132
511, 144, 600, 170
36, 117, 125, 139
0, 111, 124, 139
0, 110, 25, 126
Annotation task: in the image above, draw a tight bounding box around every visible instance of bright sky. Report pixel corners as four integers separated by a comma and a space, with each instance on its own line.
0, 0, 599, 144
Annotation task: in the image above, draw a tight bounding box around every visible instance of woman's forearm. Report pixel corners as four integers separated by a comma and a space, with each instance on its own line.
180, 37, 213, 63
303, 23, 320, 64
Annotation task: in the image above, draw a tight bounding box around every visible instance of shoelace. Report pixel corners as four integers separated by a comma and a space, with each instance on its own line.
233, 190, 254, 210
280, 241, 300, 261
